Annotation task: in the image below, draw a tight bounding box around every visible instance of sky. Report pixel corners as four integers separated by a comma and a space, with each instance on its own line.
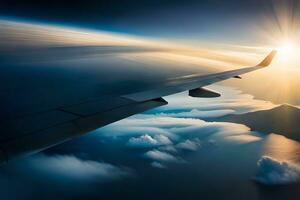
1, 0, 299, 45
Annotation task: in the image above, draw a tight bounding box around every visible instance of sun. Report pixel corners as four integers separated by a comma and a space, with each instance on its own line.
271, 38, 300, 71
277, 40, 296, 60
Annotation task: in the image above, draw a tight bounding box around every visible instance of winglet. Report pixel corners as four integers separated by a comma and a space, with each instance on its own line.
257, 50, 277, 67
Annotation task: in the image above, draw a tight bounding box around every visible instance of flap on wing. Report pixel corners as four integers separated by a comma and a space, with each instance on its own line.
189, 88, 221, 98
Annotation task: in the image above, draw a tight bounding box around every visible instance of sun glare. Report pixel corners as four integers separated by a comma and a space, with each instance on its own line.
278, 41, 295, 58
275, 40, 300, 62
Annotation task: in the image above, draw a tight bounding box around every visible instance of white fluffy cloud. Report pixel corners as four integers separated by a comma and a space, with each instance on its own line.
254, 156, 300, 185
127, 134, 158, 147
144, 150, 180, 163
154, 134, 173, 145
176, 139, 201, 151
127, 134, 172, 147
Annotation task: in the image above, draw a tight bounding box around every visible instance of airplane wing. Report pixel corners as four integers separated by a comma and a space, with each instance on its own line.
0, 49, 276, 163
0, 20, 277, 163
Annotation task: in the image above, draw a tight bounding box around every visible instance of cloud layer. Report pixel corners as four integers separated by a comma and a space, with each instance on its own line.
97, 114, 262, 169
96, 85, 273, 169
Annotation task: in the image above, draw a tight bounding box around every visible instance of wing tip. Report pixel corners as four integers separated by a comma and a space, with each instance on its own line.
257, 49, 277, 67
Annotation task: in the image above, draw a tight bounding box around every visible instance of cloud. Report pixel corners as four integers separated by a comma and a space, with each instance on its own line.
151, 162, 166, 169
127, 134, 158, 147
176, 139, 201, 151
99, 125, 174, 139
22, 154, 130, 183
144, 150, 180, 163
98, 114, 261, 148
224, 134, 262, 143
154, 134, 173, 145
102, 115, 263, 171
127, 134, 172, 148
152, 109, 235, 118
254, 156, 300, 185
0, 154, 132, 200
0, 20, 161, 49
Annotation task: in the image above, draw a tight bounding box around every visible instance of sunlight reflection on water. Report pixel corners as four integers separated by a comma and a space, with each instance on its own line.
262, 134, 300, 163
